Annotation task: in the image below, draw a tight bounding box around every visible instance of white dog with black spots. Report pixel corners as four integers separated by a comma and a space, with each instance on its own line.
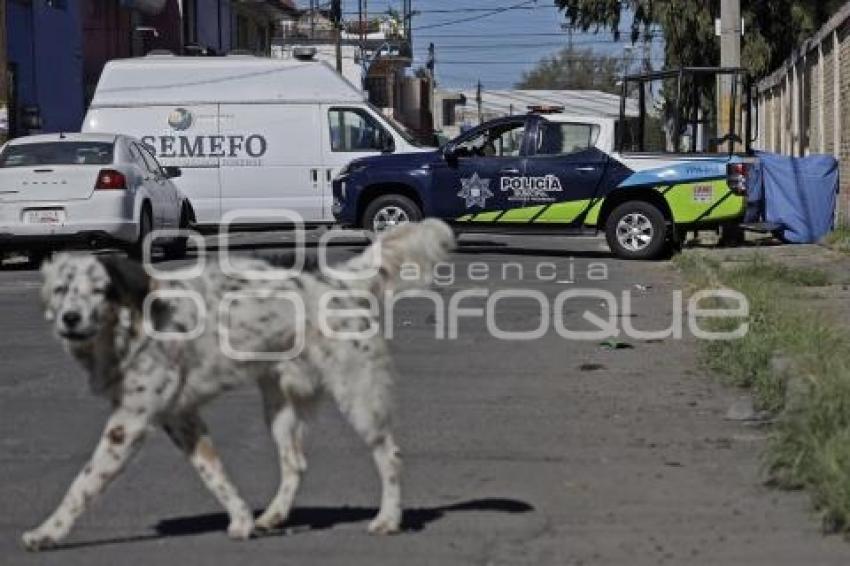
22, 219, 454, 551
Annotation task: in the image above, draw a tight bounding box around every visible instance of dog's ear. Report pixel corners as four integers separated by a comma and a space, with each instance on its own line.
40, 254, 62, 317
97, 255, 152, 311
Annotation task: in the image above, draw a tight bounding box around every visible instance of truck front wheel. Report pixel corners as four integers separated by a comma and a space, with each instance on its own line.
605, 201, 667, 260
362, 194, 422, 232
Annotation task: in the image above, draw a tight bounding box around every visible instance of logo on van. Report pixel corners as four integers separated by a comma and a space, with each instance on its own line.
167, 108, 193, 131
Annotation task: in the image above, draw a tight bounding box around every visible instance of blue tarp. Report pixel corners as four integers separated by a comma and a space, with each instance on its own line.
748, 151, 839, 243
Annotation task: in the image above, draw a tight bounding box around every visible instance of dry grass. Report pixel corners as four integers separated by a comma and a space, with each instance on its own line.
675, 251, 850, 533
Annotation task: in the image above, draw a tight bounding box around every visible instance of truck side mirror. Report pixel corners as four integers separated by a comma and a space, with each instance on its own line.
443, 142, 458, 160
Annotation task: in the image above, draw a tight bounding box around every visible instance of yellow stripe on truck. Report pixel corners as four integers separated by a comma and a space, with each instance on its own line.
533, 200, 592, 223
455, 201, 594, 224
498, 205, 546, 222
662, 180, 745, 223
470, 210, 503, 222
584, 199, 604, 225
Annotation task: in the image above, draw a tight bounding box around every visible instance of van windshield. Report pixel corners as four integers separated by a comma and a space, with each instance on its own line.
368, 105, 432, 148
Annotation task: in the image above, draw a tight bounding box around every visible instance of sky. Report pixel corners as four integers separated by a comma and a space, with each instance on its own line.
337, 0, 664, 90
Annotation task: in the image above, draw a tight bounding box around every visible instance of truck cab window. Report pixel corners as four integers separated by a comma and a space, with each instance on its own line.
455, 122, 525, 158
536, 123, 600, 156
329, 109, 392, 152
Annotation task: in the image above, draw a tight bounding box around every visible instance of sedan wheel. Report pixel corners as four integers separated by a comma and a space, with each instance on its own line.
129, 207, 152, 260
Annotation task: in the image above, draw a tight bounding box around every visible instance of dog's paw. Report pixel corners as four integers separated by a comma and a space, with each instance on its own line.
367, 515, 401, 535
21, 529, 59, 552
254, 511, 285, 532
227, 514, 255, 540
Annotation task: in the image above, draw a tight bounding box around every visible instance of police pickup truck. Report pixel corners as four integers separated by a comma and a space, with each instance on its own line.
332, 68, 754, 259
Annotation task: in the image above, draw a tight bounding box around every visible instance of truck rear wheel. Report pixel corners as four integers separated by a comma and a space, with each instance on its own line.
362, 194, 422, 232
605, 201, 667, 260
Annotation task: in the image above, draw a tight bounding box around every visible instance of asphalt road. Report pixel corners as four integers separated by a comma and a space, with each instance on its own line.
1, 232, 849, 565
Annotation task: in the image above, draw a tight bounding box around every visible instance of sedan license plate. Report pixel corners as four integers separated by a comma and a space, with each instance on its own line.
23, 209, 65, 225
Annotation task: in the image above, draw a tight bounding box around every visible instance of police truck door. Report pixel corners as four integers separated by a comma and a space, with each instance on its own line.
436, 118, 528, 219
523, 120, 607, 225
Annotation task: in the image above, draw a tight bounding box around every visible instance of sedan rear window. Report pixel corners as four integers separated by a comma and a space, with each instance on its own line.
0, 142, 114, 168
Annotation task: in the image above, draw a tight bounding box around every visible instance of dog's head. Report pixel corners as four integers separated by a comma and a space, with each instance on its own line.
41, 254, 152, 342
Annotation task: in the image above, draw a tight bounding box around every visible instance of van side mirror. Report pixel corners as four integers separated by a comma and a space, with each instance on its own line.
162, 166, 182, 179
380, 134, 395, 154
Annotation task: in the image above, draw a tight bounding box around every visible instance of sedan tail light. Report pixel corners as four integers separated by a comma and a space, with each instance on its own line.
726, 162, 749, 195
95, 169, 127, 190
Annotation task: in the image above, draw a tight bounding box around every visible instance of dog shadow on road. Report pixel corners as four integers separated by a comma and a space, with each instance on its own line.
47, 498, 534, 551
157, 497, 534, 537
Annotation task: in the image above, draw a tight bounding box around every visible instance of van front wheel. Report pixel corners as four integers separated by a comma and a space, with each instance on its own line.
605, 201, 667, 260
362, 195, 422, 232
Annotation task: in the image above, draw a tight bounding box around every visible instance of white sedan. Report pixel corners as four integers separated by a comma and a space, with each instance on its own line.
0, 133, 194, 261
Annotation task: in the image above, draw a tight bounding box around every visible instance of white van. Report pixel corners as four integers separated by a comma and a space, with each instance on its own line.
82, 53, 428, 227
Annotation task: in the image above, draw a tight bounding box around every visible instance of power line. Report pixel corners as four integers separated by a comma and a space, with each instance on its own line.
413, 0, 540, 32
432, 57, 664, 65
344, 5, 553, 15
418, 29, 662, 39
413, 39, 663, 51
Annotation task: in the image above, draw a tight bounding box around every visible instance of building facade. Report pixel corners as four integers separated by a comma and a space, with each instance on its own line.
4, 0, 296, 138
7, 0, 85, 136
272, 1, 434, 141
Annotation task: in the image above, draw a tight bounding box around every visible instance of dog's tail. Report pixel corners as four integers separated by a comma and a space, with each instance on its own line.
340, 219, 455, 294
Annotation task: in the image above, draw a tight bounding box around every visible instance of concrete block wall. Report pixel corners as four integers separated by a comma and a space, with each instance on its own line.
756, 5, 850, 222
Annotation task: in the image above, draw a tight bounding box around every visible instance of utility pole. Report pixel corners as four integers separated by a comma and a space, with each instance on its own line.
476, 80, 482, 125
426, 42, 436, 134
0, 0, 7, 143
719, 0, 741, 69
719, 0, 741, 153
719, 0, 743, 243
331, 0, 343, 73
404, 0, 412, 43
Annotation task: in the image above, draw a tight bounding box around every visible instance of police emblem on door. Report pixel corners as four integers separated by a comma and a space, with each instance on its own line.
458, 173, 493, 208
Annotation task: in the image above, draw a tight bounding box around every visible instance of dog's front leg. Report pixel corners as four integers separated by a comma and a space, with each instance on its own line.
162, 412, 254, 540
21, 406, 151, 551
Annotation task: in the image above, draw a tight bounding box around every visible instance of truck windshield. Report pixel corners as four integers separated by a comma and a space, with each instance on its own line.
0, 142, 114, 168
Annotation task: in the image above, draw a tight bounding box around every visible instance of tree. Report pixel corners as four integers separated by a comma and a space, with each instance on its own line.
516, 45, 623, 92
555, 0, 846, 77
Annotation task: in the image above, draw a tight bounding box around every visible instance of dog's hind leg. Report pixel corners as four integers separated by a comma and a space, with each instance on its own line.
162, 411, 254, 540
254, 376, 307, 531
326, 362, 402, 535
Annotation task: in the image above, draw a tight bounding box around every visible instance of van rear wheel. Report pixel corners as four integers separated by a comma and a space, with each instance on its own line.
363, 195, 422, 232
605, 201, 667, 260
